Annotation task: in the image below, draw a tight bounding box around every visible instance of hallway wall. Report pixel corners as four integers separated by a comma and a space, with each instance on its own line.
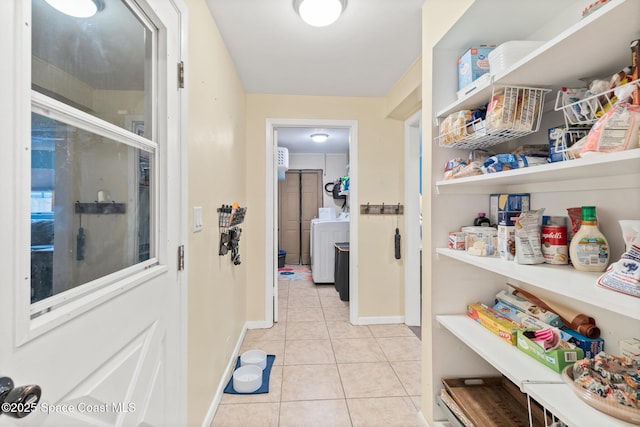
186, 0, 248, 424
245, 95, 405, 321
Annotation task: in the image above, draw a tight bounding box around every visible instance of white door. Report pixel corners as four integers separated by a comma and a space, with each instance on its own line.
0, 0, 186, 426
273, 129, 279, 323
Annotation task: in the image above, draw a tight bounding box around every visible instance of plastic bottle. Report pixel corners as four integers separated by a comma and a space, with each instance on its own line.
569, 206, 609, 272
474, 212, 491, 227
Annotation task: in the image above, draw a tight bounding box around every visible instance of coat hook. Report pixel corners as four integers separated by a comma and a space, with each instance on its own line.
381, 203, 385, 214
396, 203, 400, 214
365, 203, 370, 214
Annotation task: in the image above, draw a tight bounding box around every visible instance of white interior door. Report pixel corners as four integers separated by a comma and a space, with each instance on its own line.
0, 0, 186, 425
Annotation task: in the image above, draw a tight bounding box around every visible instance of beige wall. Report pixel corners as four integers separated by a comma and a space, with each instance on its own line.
245, 95, 405, 320
186, 0, 248, 424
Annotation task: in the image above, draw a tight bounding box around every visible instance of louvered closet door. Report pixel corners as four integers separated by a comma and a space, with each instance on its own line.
278, 170, 322, 265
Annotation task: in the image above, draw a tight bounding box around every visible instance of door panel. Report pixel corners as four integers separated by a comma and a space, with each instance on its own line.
279, 172, 301, 265
278, 170, 322, 266
0, 1, 185, 425
300, 171, 322, 265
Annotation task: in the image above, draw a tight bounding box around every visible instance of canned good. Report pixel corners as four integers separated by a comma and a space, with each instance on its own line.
541, 225, 568, 264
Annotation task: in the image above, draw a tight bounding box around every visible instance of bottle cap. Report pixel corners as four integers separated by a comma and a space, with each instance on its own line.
581, 206, 597, 222
477, 212, 486, 217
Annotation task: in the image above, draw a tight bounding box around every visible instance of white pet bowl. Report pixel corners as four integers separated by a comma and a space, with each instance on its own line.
240, 349, 267, 370
233, 365, 263, 393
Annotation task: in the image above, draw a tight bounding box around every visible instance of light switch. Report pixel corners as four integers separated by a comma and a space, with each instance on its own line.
193, 206, 203, 232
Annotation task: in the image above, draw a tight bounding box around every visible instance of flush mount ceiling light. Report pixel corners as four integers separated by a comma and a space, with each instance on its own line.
310, 133, 329, 143
45, 0, 104, 18
294, 0, 347, 27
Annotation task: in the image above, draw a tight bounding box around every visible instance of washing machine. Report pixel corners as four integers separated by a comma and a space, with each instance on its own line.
310, 214, 349, 283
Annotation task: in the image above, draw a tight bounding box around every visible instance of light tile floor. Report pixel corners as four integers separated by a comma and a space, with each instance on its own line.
211, 278, 423, 427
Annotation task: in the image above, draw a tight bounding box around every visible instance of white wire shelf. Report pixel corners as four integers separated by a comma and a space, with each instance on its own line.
554, 79, 640, 126
436, 86, 551, 150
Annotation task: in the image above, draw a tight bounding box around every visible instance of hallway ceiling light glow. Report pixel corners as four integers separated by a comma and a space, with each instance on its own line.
294, 0, 346, 27
310, 133, 329, 143
44, 0, 103, 18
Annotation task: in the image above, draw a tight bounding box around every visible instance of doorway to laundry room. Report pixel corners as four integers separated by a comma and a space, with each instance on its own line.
267, 119, 358, 325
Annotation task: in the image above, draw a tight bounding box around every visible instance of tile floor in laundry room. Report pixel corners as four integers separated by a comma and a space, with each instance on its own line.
211, 275, 423, 427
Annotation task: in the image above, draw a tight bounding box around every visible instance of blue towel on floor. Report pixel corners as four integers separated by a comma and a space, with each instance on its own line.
223, 355, 276, 394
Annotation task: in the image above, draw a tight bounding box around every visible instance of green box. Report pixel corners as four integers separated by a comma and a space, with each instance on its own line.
516, 330, 583, 373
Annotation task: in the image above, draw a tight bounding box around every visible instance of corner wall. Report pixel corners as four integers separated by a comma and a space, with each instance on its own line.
185, 0, 247, 424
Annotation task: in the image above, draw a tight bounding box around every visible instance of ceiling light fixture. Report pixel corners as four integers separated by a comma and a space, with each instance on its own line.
294, 0, 347, 27
310, 133, 329, 143
44, 0, 103, 18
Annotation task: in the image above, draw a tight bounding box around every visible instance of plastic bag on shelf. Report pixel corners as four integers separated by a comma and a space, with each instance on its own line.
581, 99, 640, 155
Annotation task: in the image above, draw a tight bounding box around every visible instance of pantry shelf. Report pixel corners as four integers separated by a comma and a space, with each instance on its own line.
434, 149, 640, 195
438, 315, 638, 427
436, 248, 640, 321
435, 0, 640, 119
524, 382, 639, 427
437, 315, 561, 388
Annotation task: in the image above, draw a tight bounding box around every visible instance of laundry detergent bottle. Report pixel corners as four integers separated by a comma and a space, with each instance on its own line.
569, 206, 609, 272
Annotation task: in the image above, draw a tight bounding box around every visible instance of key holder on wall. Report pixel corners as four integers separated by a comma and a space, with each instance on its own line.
217, 203, 247, 265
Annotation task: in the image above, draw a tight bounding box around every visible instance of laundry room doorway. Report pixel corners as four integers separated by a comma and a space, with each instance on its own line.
278, 169, 323, 265
265, 118, 358, 325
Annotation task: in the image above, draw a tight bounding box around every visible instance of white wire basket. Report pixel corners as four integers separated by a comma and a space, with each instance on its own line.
554, 79, 640, 126
436, 86, 551, 150
548, 126, 590, 161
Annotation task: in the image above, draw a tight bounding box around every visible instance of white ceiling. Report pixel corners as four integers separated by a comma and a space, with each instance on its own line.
205, 0, 423, 97
276, 127, 350, 154
206, 0, 423, 153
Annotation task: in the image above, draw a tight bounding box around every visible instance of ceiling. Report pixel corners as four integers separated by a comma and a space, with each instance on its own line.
205, 0, 423, 97
276, 127, 350, 154
206, 0, 423, 153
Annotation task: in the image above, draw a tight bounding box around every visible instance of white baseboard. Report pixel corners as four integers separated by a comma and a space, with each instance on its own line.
357, 315, 405, 325
201, 322, 249, 427
246, 319, 273, 329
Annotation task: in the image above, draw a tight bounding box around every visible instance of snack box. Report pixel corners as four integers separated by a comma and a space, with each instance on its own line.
467, 303, 520, 345
497, 225, 515, 260
498, 211, 521, 226
517, 329, 584, 373
492, 301, 572, 341
496, 289, 562, 327
489, 193, 530, 226
458, 45, 495, 91
560, 328, 604, 359
620, 338, 640, 358
448, 231, 466, 250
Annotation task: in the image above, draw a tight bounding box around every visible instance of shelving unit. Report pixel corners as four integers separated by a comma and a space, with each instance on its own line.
424, 1, 640, 426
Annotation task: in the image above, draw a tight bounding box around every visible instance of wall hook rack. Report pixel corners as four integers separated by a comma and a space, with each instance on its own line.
360, 203, 404, 215
75, 201, 126, 215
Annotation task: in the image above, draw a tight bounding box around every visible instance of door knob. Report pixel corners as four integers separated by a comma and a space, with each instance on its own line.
0, 377, 41, 418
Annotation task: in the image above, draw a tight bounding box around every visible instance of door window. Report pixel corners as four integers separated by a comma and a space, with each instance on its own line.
30, 0, 157, 312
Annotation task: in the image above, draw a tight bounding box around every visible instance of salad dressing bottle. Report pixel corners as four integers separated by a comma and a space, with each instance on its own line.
569, 206, 609, 272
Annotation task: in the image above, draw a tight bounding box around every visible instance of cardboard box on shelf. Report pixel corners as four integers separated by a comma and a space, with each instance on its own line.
517, 330, 583, 373
467, 303, 520, 345
458, 45, 495, 91
489, 193, 530, 226
562, 328, 605, 359
619, 338, 640, 358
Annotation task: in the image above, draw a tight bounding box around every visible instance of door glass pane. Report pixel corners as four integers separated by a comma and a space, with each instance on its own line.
30, 112, 154, 304
31, 0, 153, 138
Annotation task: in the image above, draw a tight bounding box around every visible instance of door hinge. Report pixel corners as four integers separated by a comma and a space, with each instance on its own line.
177, 61, 185, 88
177, 245, 185, 271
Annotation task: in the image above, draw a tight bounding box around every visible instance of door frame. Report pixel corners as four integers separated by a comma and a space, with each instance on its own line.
2, 0, 188, 422
265, 118, 358, 324
404, 109, 421, 326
